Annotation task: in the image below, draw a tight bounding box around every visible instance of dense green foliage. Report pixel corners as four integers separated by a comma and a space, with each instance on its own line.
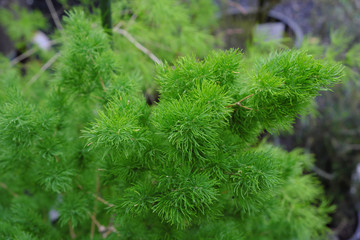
0, 4, 344, 240
270, 29, 360, 238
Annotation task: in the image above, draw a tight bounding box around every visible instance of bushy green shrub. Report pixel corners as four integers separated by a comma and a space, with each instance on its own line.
272, 29, 360, 238
0, 5, 343, 240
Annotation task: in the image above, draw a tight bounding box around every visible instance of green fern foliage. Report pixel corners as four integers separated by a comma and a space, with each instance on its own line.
231, 51, 343, 137
0, 7, 343, 240
58, 10, 114, 96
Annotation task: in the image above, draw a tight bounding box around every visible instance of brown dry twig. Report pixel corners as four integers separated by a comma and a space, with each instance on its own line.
0, 182, 18, 197
90, 174, 100, 239
27, 52, 61, 87
92, 193, 115, 208
46, 0, 63, 31
312, 165, 334, 180
69, 220, 77, 239
10, 48, 37, 66
226, 93, 254, 110
77, 184, 115, 208
10, 40, 59, 66
113, 27, 162, 65
88, 212, 119, 238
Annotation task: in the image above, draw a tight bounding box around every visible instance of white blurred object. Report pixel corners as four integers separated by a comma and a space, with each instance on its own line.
32, 31, 52, 51
48, 209, 59, 223
255, 22, 285, 42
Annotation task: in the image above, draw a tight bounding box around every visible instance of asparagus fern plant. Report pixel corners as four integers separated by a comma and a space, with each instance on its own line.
0, 8, 343, 240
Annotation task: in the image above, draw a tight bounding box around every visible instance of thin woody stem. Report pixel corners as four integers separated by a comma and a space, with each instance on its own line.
99, 77, 106, 92
237, 93, 254, 103
88, 212, 119, 238
237, 105, 253, 110
11, 40, 59, 66
102, 226, 118, 238
0, 182, 18, 197
90, 174, 100, 239
92, 194, 115, 208
90, 214, 96, 239
45, 0, 63, 31
69, 221, 76, 239
27, 52, 61, 87
77, 184, 115, 208
226, 93, 254, 109
113, 28, 162, 65
89, 213, 103, 229
10, 48, 36, 66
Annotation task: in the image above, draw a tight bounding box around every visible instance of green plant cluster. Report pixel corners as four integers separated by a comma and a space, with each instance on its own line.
0, 6, 344, 240
232, 18, 360, 236
272, 29, 360, 238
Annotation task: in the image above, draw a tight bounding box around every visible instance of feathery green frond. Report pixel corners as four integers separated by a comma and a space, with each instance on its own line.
153, 168, 219, 228
0, 7, 343, 240
84, 94, 149, 155
58, 193, 90, 228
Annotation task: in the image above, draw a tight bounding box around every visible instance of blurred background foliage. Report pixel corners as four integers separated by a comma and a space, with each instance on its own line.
0, 0, 220, 102
0, 0, 359, 239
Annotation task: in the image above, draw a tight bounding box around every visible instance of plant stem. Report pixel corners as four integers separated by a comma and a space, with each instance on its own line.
92, 193, 115, 208
27, 52, 61, 87
69, 221, 77, 239
0, 182, 18, 197
226, 93, 254, 109
90, 174, 100, 239
46, 0, 63, 31
10, 48, 36, 66
113, 28, 162, 65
